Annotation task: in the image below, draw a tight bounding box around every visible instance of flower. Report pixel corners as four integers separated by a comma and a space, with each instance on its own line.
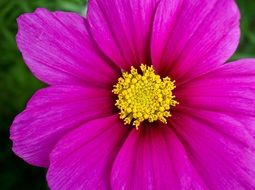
10, 0, 255, 189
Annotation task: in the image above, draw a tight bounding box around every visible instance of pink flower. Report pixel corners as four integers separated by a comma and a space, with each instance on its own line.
10, 0, 255, 189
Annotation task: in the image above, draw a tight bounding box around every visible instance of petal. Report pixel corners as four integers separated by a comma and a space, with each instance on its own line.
175, 59, 255, 117
151, 0, 240, 84
170, 59, 255, 189
17, 8, 119, 87
111, 126, 207, 190
171, 112, 255, 189
10, 85, 114, 167
47, 115, 130, 190
87, 0, 159, 69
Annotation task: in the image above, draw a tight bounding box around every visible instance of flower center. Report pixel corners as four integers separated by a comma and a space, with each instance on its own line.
113, 64, 178, 129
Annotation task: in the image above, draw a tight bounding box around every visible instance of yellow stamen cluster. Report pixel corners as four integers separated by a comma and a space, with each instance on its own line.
113, 64, 178, 129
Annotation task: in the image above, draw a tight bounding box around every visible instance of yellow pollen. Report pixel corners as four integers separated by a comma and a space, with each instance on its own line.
112, 64, 179, 129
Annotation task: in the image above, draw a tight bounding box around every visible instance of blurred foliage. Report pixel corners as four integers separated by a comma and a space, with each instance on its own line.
232, 0, 255, 59
0, 0, 254, 189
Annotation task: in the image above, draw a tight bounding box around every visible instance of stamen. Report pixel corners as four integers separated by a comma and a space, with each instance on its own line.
113, 64, 178, 129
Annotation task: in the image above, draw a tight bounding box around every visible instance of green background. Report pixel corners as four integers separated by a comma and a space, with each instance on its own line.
0, 0, 254, 189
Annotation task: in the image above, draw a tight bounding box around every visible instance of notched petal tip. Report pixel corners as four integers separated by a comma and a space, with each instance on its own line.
10, 112, 49, 167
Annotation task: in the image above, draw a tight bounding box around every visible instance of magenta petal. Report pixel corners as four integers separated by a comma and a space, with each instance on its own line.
175, 59, 255, 145
47, 115, 130, 190
170, 59, 255, 189
111, 126, 207, 190
176, 59, 255, 117
10, 85, 114, 167
171, 113, 255, 189
87, 0, 159, 69
152, 0, 240, 83
17, 8, 119, 87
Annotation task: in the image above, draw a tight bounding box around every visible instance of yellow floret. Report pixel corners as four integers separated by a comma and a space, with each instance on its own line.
113, 64, 178, 129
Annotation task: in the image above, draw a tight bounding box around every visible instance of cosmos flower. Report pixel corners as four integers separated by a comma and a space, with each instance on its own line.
10, 0, 255, 189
